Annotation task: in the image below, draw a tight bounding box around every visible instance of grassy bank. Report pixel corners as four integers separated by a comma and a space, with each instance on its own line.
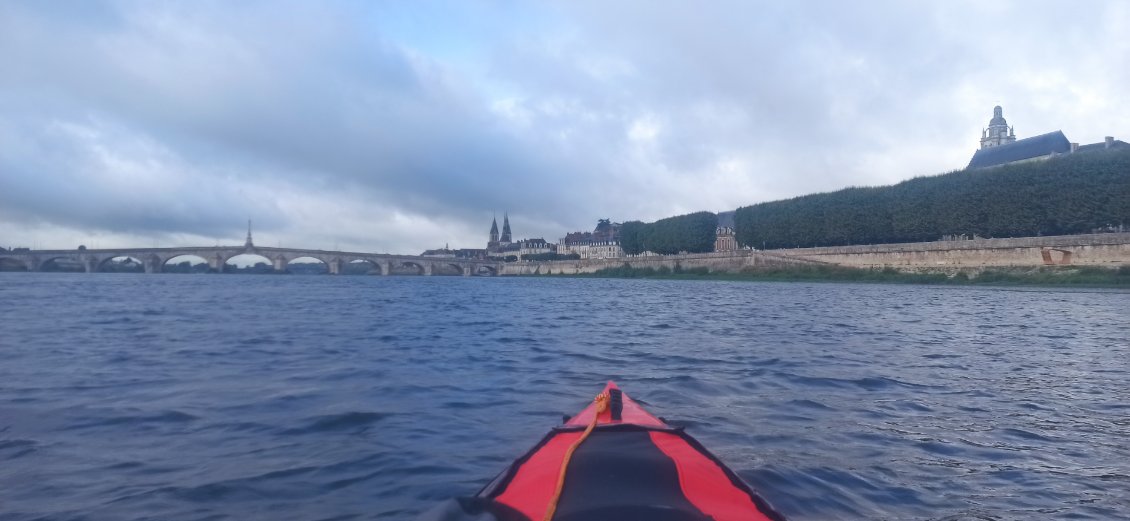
540, 263, 1130, 286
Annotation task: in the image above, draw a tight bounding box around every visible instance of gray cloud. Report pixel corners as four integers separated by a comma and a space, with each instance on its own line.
1, 0, 1127, 252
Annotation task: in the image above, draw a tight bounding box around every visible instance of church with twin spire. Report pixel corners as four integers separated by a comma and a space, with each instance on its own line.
487, 213, 512, 252
484, 213, 554, 259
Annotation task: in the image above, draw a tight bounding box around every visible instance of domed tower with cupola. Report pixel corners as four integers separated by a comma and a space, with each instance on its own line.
980, 105, 1016, 149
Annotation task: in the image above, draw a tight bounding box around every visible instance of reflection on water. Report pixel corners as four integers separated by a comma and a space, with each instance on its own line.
1, 274, 1128, 519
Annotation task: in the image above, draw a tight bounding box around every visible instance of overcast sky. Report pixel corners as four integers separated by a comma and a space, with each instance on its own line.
2, 0, 1127, 254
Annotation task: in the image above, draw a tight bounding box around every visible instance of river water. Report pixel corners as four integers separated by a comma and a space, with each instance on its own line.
1, 273, 1128, 520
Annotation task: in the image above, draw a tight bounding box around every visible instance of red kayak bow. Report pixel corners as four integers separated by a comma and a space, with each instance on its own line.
418, 382, 787, 521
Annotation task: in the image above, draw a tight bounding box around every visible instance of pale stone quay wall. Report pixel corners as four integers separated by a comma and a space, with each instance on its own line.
503, 233, 1130, 275
771, 232, 1130, 270
499, 250, 824, 275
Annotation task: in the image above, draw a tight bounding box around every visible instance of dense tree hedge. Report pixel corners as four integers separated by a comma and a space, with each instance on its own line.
735, 149, 1130, 249
620, 211, 717, 255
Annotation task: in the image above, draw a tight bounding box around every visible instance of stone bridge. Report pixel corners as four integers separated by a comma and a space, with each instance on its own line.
0, 245, 502, 276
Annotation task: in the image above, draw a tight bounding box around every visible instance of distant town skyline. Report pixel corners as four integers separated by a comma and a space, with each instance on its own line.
1, 1, 1128, 254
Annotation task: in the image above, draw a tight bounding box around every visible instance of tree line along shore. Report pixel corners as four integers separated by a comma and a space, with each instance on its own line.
615, 148, 1128, 255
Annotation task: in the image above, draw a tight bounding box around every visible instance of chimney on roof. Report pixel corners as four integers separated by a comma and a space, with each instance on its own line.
1106, 136, 1115, 148
1071, 143, 1079, 153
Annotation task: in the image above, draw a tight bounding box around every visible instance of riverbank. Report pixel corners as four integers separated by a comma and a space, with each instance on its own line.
535, 263, 1130, 286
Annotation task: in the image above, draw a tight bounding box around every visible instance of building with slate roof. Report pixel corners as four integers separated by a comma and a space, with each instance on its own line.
967, 106, 1127, 169
558, 219, 624, 260
1077, 136, 1129, 154
968, 130, 1072, 169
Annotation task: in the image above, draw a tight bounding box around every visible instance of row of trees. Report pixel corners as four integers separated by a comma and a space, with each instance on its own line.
734, 149, 1130, 249
619, 211, 717, 255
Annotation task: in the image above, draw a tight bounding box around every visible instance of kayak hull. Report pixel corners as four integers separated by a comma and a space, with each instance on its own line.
418, 382, 787, 521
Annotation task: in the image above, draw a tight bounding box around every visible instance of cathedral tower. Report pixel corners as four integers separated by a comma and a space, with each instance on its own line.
488, 216, 500, 250
980, 105, 1016, 149
500, 213, 512, 245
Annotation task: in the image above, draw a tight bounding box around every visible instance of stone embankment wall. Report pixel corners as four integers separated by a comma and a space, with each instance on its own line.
771, 232, 1130, 272
499, 250, 823, 276
501, 233, 1130, 276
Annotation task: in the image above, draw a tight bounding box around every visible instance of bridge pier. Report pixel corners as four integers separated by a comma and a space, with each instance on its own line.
379, 261, 390, 276
273, 257, 288, 272
423, 264, 433, 276
209, 255, 225, 273
328, 259, 343, 275
463, 266, 472, 277
83, 257, 98, 273
144, 256, 162, 274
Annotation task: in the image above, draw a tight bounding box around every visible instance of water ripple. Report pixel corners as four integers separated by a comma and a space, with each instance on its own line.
1, 274, 1128, 520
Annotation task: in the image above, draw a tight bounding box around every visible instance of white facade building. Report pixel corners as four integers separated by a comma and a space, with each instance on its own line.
559, 240, 623, 260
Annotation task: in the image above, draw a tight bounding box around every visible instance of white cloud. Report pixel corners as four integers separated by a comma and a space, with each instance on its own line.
0, 0, 1127, 253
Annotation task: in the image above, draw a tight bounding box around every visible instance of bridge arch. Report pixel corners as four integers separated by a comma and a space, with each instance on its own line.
286, 256, 330, 274
224, 253, 275, 274
347, 258, 385, 275
0, 256, 29, 271
99, 255, 146, 273
474, 265, 498, 276
38, 255, 86, 272
423, 262, 464, 276
396, 261, 428, 275
164, 254, 211, 273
